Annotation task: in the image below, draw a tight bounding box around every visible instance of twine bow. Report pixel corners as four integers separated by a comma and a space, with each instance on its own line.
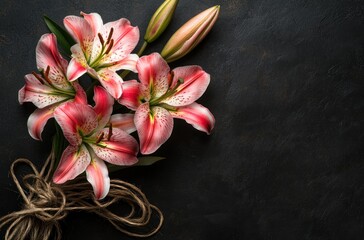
0, 152, 163, 240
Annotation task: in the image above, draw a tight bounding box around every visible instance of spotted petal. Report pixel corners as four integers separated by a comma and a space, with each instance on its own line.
53, 144, 91, 184
67, 45, 88, 81
81, 12, 103, 36
117, 80, 141, 110
135, 103, 173, 154
36, 33, 71, 90
80, 12, 104, 63
72, 81, 87, 105
54, 102, 98, 146
64, 14, 94, 52
137, 53, 170, 98
96, 68, 123, 99
170, 102, 215, 134
86, 151, 110, 200
162, 66, 210, 106
91, 128, 138, 165
27, 104, 57, 140
109, 113, 136, 133
19, 74, 68, 108
99, 18, 139, 64
108, 54, 139, 72
93, 86, 114, 130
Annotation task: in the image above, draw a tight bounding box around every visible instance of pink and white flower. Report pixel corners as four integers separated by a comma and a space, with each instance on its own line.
53, 86, 138, 199
18, 33, 87, 140
64, 12, 139, 99
118, 53, 215, 154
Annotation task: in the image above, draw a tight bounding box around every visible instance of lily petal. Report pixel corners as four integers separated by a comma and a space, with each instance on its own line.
20, 74, 68, 108
109, 113, 136, 133
86, 151, 110, 200
137, 53, 170, 98
91, 128, 138, 165
80, 12, 104, 63
18, 86, 25, 104
135, 103, 173, 154
93, 86, 114, 130
170, 102, 215, 134
81, 12, 103, 36
117, 80, 141, 110
27, 104, 56, 141
72, 81, 87, 105
67, 45, 88, 81
100, 18, 139, 64
108, 54, 139, 72
36, 33, 71, 90
54, 102, 98, 145
53, 144, 91, 184
96, 68, 123, 99
64, 15, 94, 51
36, 33, 68, 71
162, 66, 210, 106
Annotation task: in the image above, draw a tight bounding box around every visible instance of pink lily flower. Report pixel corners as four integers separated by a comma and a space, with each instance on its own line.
18, 33, 87, 140
64, 12, 140, 99
118, 53, 215, 154
53, 86, 139, 199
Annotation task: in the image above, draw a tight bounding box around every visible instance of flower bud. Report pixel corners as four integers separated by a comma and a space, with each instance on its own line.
161, 5, 220, 62
144, 0, 179, 43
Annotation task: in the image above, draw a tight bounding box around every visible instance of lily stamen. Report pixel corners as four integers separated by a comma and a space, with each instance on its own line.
98, 33, 105, 46
107, 123, 113, 141
96, 132, 104, 143
176, 78, 184, 87
104, 39, 114, 55
106, 28, 114, 45
43, 66, 53, 86
45, 66, 50, 76
167, 71, 174, 87
31, 71, 45, 84
167, 77, 184, 95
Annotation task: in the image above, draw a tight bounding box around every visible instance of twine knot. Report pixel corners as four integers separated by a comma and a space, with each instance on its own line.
0, 155, 163, 240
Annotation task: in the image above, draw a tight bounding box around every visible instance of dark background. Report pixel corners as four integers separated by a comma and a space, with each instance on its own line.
1, 0, 364, 239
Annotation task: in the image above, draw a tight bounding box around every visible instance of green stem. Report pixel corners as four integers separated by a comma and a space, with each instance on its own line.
137, 41, 148, 56
120, 41, 148, 79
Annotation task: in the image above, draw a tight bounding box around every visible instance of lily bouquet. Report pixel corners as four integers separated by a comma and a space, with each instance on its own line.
1, 1, 219, 239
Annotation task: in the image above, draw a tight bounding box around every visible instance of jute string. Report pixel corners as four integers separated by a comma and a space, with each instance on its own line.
0, 151, 163, 240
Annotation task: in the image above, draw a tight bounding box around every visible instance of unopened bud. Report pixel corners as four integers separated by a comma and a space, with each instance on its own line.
161, 5, 220, 62
144, 0, 179, 43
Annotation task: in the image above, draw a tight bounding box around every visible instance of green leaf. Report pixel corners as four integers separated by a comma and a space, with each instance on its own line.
43, 15, 75, 56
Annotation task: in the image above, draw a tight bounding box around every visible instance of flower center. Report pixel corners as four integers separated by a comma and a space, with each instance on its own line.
32, 66, 75, 98
89, 28, 114, 68
83, 123, 113, 146
149, 77, 184, 106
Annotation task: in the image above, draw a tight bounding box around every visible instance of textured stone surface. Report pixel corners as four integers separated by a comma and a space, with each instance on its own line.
1, 0, 364, 239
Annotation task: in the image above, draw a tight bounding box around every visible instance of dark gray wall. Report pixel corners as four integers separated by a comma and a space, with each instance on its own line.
1, 0, 364, 239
